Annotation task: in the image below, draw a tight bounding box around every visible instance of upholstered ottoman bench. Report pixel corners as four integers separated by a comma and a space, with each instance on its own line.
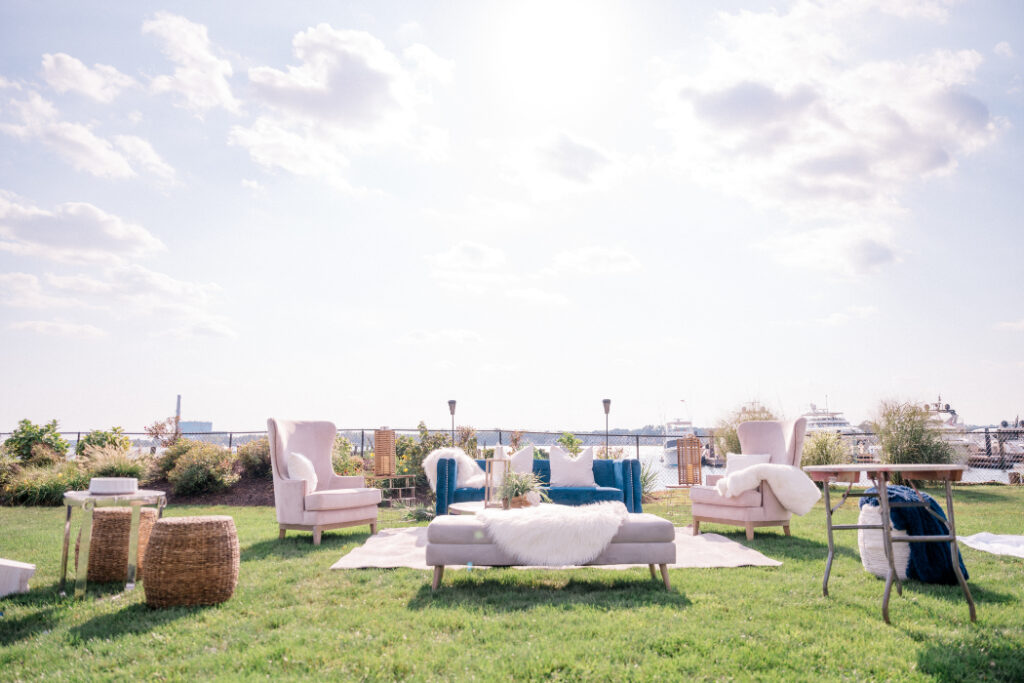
425, 512, 676, 590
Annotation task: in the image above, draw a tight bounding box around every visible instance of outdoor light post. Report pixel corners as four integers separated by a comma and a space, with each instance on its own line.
448, 400, 456, 446
603, 399, 611, 458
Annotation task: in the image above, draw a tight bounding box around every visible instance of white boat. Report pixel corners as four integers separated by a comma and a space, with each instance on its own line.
802, 402, 857, 434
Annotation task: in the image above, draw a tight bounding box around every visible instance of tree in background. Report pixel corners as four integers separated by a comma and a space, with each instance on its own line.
714, 403, 778, 459
397, 422, 452, 493
75, 427, 131, 457
3, 419, 70, 463
555, 432, 583, 455
145, 417, 180, 448
455, 425, 478, 457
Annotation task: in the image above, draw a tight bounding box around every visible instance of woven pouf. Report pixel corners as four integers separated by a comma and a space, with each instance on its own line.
74, 507, 158, 582
857, 504, 910, 581
143, 516, 239, 608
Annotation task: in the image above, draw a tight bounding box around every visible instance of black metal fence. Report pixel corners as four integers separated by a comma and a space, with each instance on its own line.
3, 426, 1020, 486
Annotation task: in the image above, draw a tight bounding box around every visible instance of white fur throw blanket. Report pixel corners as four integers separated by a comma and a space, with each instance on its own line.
476, 502, 629, 566
715, 464, 821, 516
421, 447, 487, 491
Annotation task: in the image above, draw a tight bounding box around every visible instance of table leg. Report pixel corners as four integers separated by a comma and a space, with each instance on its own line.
125, 502, 141, 591
59, 504, 72, 594
822, 483, 835, 597
943, 480, 977, 622
877, 474, 903, 624
74, 500, 95, 599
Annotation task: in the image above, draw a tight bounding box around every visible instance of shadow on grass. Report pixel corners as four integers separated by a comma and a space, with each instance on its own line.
916, 633, 1024, 682
0, 605, 60, 646
240, 529, 373, 562
68, 603, 196, 642
407, 573, 690, 612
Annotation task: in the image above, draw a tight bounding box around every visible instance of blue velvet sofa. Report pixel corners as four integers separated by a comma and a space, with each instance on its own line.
435, 457, 643, 515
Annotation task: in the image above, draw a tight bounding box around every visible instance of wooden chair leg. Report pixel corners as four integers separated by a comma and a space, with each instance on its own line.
692, 520, 700, 535
279, 527, 286, 540
648, 564, 656, 580
783, 524, 791, 537
313, 528, 322, 546
431, 566, 444, 590
660, 564, 671, 590
745, 524, 754, 541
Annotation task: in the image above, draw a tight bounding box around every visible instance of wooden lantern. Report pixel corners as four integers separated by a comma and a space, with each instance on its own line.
374, 428, 396, 476
677, 434, 703, 487
484, 458, 508, 508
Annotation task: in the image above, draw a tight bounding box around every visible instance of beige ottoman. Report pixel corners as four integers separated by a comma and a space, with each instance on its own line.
425, 512, 677, 590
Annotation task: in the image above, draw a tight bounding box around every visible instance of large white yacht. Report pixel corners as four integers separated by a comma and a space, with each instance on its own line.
801, 402, 857, 434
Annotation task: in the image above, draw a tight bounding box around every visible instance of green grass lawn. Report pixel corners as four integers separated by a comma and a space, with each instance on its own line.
1, 486, 1022, 681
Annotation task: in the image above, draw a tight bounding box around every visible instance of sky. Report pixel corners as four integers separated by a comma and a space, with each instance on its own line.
1, 0, 1022, 434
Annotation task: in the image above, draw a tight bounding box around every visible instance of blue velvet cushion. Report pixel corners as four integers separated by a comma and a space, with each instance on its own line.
546, 486, 624, 506
452, 487, 485, 503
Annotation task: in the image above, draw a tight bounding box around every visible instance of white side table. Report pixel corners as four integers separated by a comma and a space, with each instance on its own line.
61, 489, 167, 598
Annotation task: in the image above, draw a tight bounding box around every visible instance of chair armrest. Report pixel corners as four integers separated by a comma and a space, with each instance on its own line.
273, 477, 307, 523
624, 459, 643, 513
435, 458, 457, 515
325, 474, 365, 489
706, 474, 724, 486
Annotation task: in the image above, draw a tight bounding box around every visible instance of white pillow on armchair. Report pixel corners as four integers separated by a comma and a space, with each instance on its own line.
725, 453, 771, 476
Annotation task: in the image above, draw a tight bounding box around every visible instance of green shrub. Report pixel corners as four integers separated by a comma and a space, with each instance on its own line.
332, 435, 363, 476
640, 460, 660, 503
714, 403, 778, 461
2, 463, 91, 506
75, 427, 130, 457
872, 400, 954, 483
0, 448, 21, 490
27, 443, 63, 467
396, 423, 452, 492
3, 419, 70, 462
238, 438, 272, 479
166, 443, 239, 495
555, 432, 583, 455
82, 444, 152, 482
801, 431, 851, 467
157, 438, 199, 476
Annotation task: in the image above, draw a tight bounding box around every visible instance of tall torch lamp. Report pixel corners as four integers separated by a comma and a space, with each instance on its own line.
603, 399, 611, 458
448, 399, 457, 446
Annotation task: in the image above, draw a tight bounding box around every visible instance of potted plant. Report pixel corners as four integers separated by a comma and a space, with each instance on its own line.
497, 471, 549, 509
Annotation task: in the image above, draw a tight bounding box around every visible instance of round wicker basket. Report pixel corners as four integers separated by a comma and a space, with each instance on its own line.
74, 507, 158, 582
857, 504, 910, 581
142, 515, 239, 608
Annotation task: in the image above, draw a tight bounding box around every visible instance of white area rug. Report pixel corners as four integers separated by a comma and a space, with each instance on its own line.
330, 526, 781, 571
958, 533, 1024, 559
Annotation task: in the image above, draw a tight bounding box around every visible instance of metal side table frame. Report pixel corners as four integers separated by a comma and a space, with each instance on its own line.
60, 489, 167, 598
803, 464, 975, 624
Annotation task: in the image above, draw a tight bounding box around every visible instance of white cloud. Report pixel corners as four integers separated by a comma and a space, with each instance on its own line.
488, 131, 621, 200
231, 24, 449, 188
0, 76, 22, 90
655, 2, 1004, 275
552, 246, 641, 275
505, 287, 570, 307
8, 319, 105, 338
1, 92, 135, 178
143, 12, 240, 115
816, 305, 878, 326
760, 223, 899, 276
0, 272, 78, 307
0, 194, 164, 263
113, 135, 176, 185
428, 240, 506, 291
404, 43, 455, 85
994, 41, 1014, 58
41, 53, 136, 103
995, 319, 1024, 331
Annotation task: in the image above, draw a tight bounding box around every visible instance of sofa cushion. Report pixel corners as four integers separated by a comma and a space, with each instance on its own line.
689, 485, 761, 508
549, 446, 596, 486
305, 487, 382, 511
452, 487, 485, 503
611, 513, 676, 543
427, 511, 674, 545
546, 486, 623, 506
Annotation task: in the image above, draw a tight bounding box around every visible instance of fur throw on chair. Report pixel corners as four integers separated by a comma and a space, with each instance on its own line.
421, 447, 487, 492
715, 463, 821, 515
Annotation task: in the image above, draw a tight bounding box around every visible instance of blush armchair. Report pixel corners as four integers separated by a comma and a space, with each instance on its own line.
690, 417, 807, 540
267, 418, 381, 545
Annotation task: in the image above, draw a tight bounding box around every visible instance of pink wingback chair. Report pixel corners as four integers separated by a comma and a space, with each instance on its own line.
690, 418, 807, 540
267, 418, 381, 545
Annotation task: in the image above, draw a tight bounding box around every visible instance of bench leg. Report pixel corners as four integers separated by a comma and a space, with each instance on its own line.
312, 528, 322, 546
432, 566, 445, 591
745, 523, 754, 541
279, 527, 286, 540
783, 524, 791, 537
659, 564, 671, 590
370, 522, 377, 535
648, 564, 656, 580
692, 520, 700, 535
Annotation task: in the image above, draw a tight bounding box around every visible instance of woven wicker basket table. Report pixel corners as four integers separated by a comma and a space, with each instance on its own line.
61, 489, 166, 598
143, 516, 240, 608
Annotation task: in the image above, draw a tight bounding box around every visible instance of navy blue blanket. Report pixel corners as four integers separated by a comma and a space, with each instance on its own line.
860, 485, 968, 584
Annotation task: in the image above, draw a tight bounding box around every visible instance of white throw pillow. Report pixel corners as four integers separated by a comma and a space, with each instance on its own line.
286, 452, 318, 492
549, 445, 596, 487
725, 452, 771, 477
509, 445, 534, 475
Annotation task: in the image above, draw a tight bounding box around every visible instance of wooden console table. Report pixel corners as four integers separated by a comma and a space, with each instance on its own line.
802, 464, 975, 624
